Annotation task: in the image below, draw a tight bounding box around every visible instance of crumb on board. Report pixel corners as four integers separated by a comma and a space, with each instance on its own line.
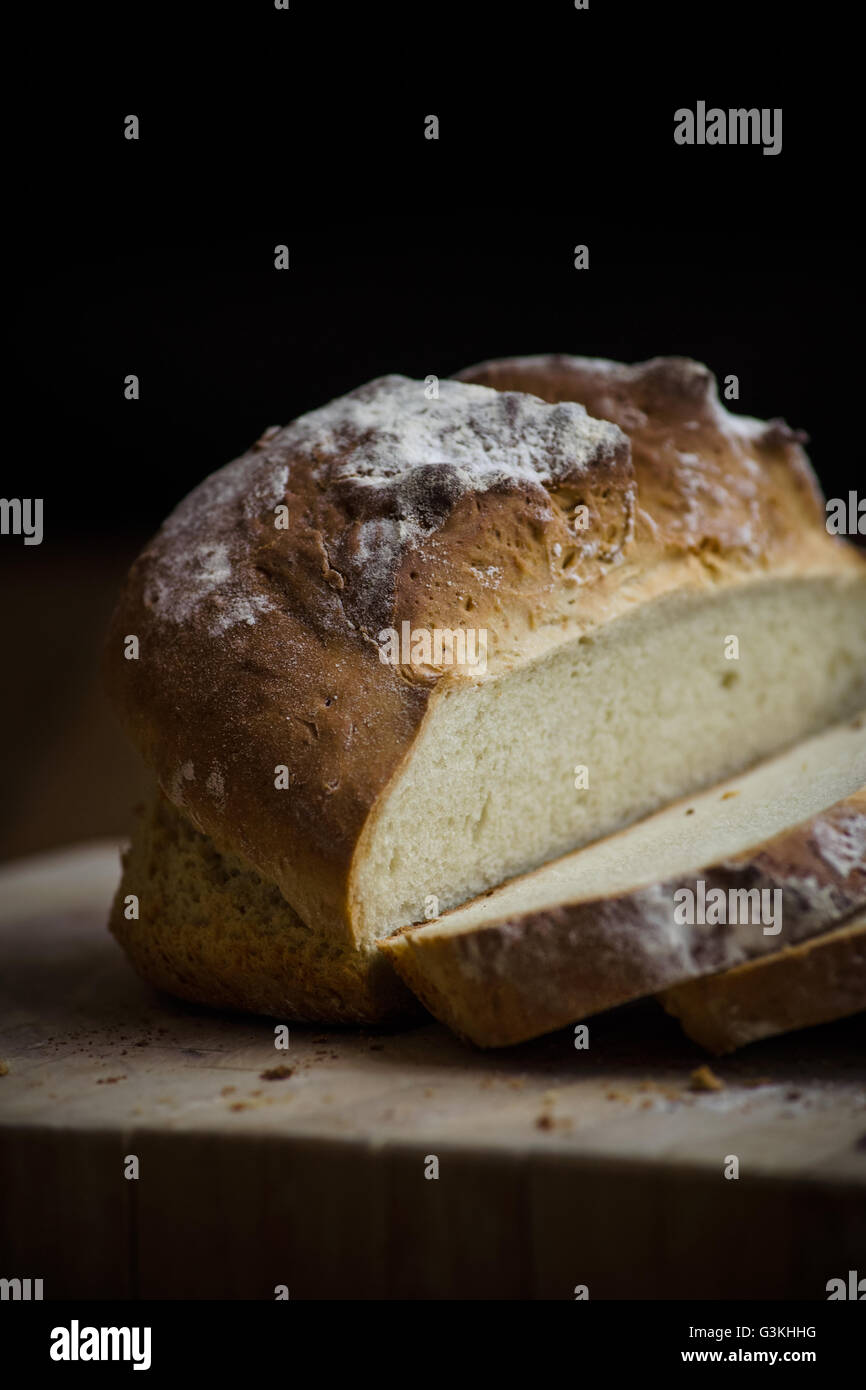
690, 1065, 725, 1092
260, 1065, 295, 1081
220, 1085, 236, 1097
0, 1060, 9, 1076
535, 1113, 555, 1131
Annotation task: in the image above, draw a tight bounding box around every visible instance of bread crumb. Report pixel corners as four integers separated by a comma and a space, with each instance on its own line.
260, 1065, 295, 1081
96, 1076, 127, 1085
535, 1113, 555, 1130
229, 1102, 249, 1112
690, 1065, 724, 1092
721, 791, 739, 801
0, 1060, 9, 1076
220, 1085, 236, 1096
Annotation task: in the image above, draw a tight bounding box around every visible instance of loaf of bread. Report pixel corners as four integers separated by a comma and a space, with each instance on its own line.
105, 360, 866, 1023
659, 912, 866, 1053
380, 717, 866, 1045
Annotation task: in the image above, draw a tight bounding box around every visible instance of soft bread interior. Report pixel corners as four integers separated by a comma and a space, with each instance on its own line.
357, 576, 866, 940
387, 713, 866, 944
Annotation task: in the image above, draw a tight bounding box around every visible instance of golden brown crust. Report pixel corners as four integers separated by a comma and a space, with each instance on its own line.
109, 788, 417, 1023
660, 915, 866, 1054
105, 366, 864, 955
455, 354, 832, 562
380, 791, 866, 1048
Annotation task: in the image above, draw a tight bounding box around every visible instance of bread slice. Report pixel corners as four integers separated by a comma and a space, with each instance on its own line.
660, 913, 866, 1053
105, 362, 866, 1020
379, 716, 866, 1046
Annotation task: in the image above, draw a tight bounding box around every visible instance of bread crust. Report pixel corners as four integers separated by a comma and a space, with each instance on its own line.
660, 914, 866, 1054
105, 365, 864, 956
109, 787, 417, 1023
380, 790, 866, 1047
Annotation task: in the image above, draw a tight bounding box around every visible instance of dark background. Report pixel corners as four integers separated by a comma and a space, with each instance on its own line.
18, 221, 862, 537
3, 0, 863, 855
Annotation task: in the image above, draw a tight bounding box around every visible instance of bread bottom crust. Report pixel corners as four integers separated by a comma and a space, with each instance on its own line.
109, 788, 418, 1024
660, 914, 866, 1054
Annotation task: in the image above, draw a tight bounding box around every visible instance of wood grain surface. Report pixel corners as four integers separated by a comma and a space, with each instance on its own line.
1, 844, 864, 1300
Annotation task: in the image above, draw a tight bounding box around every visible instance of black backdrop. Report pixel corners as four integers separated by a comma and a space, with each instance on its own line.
10, 1, 863, 539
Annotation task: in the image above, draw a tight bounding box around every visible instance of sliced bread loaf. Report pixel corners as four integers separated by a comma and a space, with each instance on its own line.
379, 716, 866, 1046
106, 363, 866, 1020
659, 912, 866, 1053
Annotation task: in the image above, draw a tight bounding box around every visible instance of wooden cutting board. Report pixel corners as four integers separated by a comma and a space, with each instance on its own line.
1, 844, 864, 1300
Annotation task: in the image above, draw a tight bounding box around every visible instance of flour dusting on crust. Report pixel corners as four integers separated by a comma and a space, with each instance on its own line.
138, 375, 629, 638
141, 449, 289, 634
291, 375, 624, 491
812, 811, 866, 877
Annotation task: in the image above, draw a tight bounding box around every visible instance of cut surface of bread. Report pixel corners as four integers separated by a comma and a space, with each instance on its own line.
660, 913, 866, 1054
379, 716, 866, 1046
356, 576, 866, 938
